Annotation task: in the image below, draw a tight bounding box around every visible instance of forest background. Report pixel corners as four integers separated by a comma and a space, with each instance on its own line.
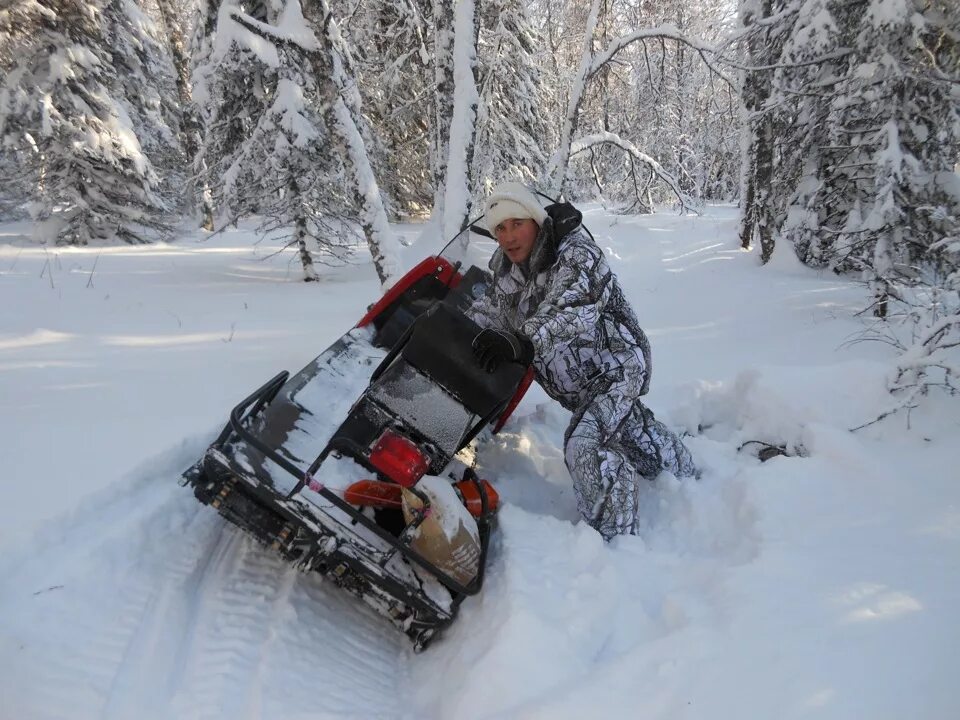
1, 0, 959, 405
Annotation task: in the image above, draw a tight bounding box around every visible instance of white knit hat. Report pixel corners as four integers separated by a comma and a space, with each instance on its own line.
484, 182, 548, 233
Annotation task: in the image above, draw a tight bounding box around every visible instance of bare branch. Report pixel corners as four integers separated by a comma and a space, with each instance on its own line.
849, 386, 922, 432
569, 132, 696, 213
587, 24, 737, 91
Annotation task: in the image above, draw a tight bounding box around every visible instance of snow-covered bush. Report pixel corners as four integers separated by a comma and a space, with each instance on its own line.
851, 266, 960, 429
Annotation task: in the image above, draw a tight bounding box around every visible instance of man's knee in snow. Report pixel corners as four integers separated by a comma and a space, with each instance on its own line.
563, 415, 600, 473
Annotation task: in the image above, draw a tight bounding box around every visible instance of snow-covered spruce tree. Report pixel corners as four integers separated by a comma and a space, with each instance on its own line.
472, 0, 550, 199
225, 12, 329, 280
108, 0, 185, 213
156, 0, 215, 229
834, 0, 959, 316
189, 0, 229, 227
0, 0, 170, 244
766, 0, 960, 413
302, 0, 401, 283
771, 0, 845, 267
339, 0, 434, 217
0, 6, 35, 219
204, 1, 348, 281
737, 0, 796, 262
776, 0, 960, 315
193, 0, 281, 219
0, 146, 35, 219
204, 0, 401, 284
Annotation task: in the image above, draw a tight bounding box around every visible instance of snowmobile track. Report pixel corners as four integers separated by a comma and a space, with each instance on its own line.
0, 453, 411, 720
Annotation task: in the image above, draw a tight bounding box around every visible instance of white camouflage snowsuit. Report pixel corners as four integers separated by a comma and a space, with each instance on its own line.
468, 206, 696, 539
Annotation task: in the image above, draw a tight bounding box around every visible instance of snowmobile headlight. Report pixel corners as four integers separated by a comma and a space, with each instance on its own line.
369, 430, 430, 487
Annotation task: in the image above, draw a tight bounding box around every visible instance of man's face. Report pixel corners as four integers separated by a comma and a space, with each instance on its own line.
494, 218, 539, 264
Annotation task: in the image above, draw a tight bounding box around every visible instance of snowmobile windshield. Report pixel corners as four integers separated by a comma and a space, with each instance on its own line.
435, 224, 500, 280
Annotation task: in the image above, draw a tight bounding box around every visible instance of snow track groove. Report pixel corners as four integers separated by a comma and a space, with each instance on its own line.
0, 443, 409, 720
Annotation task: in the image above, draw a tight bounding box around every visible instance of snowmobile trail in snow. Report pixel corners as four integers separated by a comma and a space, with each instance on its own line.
0, 439, 410, 720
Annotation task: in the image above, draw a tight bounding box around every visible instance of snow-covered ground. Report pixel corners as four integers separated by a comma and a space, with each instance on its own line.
1, 207, 957, 719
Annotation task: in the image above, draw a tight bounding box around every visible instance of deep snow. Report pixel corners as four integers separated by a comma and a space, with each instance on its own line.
1, 207, 957, 719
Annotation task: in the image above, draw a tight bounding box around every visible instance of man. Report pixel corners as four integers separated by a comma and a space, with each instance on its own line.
468, 182, 696, 540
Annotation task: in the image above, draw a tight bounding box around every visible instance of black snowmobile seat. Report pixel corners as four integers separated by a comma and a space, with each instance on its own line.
401, 302, 527, 418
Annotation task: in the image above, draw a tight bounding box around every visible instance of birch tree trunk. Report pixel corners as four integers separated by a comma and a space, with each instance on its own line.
546, 0, 602, 198
441, 0, 481, 244
290, 177, 319, 282
432, 0, 455, 220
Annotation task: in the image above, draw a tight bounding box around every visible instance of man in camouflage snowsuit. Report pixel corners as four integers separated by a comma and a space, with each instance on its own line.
468, 182, 696, 540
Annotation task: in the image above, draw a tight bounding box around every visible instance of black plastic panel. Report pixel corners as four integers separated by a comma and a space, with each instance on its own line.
401, 303, 526, 417
373, 275, 450, 349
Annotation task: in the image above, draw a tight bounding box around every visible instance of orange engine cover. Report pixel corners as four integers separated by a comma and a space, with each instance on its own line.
343, 480, 402, 508
453, 478, 500, 518
343, 477, 499, 518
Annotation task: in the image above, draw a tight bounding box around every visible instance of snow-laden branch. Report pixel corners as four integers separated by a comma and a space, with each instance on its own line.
569, 132, 696, 214
722, 48, 854, 73
588, 24, 736, 90
586, 21, 849, 92
894, 313, 960, 380
547, 10, 741, 197
224, 5, 319, 53
0, 0, 56, 29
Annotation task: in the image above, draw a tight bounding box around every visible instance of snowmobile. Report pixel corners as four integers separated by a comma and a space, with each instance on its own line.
181, 227, 533, 650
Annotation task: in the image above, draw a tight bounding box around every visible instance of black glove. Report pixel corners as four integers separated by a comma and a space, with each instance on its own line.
472, 329, 534, 373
